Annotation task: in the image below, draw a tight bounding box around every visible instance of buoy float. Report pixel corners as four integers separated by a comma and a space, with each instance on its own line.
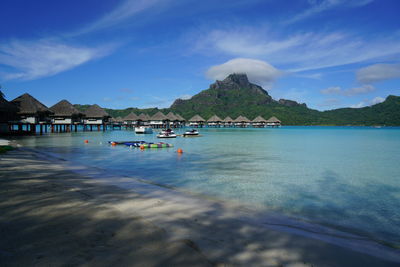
84, 140, 89, 143
111, 142, 117, 146
140, 145, 145, 150
177, 148, 183, 153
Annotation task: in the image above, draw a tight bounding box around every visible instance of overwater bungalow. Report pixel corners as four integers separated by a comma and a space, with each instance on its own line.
83, 104, 110, 131
136, 113, 149, 126
0, 93, 18, 133
175, 114, 186, 127
123, 112, 138, 127
207, 115, 223, 127
49, 100, 83, 132
233, 115, 251, 128
223, 116, 233, 127
166, 112, 179, 128
11, 93, 53, 134
149, 112, 167, 128
252, 115, 267, 128
188, 115, 206, 128
266, 116, 281, 127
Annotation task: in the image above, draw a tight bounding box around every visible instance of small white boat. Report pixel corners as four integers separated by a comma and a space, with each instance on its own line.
157, 129, 177, 138
135, 126, 153, 134
183, 129, 199, 137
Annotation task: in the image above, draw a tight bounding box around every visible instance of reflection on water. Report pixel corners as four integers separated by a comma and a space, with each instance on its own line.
15, 126, 400, 247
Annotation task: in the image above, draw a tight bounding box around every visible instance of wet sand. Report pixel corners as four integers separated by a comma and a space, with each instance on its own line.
0, 148, 399, 266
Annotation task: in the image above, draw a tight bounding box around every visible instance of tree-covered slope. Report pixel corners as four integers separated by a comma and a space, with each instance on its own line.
75, 74, 400, 125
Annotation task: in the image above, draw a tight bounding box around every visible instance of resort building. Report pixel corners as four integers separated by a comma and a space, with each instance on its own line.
175, 114, 186, 126
233, 115, 251, 127
11, 93, 53, 125
223, 116, 233, 127
165, 112, 180, 128
207, 115, 223, 127
123, 112, 138, 127
49, 100, 83, 132
149, 112, 167, 128
83, 104, 110, 131
0, 93, 18, 133
266, 116, 281, 127
252, 116, 267, 128
188, 115, 206, 128
136, 113, 149, 126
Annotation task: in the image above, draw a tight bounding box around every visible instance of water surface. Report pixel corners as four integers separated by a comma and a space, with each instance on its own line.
16, 126, 400, 247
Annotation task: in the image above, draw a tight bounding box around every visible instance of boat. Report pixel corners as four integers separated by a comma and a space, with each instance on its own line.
183, 129, 199, 137
135, 126, 153, 134
157, 129, 177, 138
108, 141, 146, 146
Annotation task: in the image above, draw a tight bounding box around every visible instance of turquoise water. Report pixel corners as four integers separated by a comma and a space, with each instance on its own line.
16, 127, 400, 247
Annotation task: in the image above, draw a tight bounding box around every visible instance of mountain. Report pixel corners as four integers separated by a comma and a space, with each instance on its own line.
169, 73, 400, 125
75, 73, 400, 125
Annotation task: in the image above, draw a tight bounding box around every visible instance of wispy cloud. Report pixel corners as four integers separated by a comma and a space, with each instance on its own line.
320, 84, 375, 96
193, 27, 400, 72
356, 63, 400, 83
350, 96, 384, 108
206, 58, 283, 88
321, 86, 341, 94
77, 0, 165, 35
0, 39, 113, 80
286, 0, 373, 24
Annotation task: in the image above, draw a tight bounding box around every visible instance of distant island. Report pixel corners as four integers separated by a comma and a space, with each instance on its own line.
75, 74, 400, 126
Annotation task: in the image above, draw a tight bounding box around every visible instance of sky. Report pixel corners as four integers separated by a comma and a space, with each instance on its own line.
0, 0, 399, 110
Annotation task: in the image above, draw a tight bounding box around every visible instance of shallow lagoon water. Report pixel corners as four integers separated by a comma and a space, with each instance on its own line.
17, 126, 400, 247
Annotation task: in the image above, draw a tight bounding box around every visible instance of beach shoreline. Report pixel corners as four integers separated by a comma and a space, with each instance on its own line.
1, 146, 399, 266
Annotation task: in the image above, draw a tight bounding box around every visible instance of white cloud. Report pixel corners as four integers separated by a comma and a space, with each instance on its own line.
0, 39, 113, 80
351, 95, 385, 108
344, 84, 375, 96
77, 0, 164, 34
194, 27, 400, 72
286, 0, 373, 24
351, 101, 366, 108
321, 86, 341, 94
178, 94, 192, 100
371, 96, 385, 105
320, 84, 375, 96
206, 58, 282, 87
356, 63, 400, 83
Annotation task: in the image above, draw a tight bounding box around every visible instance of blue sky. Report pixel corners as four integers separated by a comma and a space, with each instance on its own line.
0, 0, 399, 110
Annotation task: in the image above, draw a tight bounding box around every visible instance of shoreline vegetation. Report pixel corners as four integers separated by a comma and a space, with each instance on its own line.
1, 145, 399, 266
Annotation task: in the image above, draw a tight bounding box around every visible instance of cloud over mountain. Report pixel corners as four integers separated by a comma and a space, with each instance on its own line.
206, 58, 282, 87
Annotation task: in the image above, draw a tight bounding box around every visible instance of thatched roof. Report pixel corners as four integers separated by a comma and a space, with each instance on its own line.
266, 116, 281, 123
175, 114, 185, 121
11, 93, 51, 115
137, 113, 148, 121
189, 115, 205, 122
233, 115, 250, 123
84, 104, 109, 118
123, 112, 138, 121
150, 111, 167, 121
223, 116, 233, 122
252, 116, 267, 123
166, 112, 178, 121
50, 100, 81, 117
116, 116, 123, 122
0, 95, 19, 122
207, 115, 223, 122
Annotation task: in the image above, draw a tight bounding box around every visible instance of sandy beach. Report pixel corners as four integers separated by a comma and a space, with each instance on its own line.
1, 147, 399, 267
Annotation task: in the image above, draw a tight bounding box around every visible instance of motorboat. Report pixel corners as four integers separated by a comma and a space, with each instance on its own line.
183, 129, 199, 137
157, 129, 177, 138
135, 126, 153, 134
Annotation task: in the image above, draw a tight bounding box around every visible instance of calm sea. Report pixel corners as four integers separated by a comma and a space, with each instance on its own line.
16, 126, 400, 247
